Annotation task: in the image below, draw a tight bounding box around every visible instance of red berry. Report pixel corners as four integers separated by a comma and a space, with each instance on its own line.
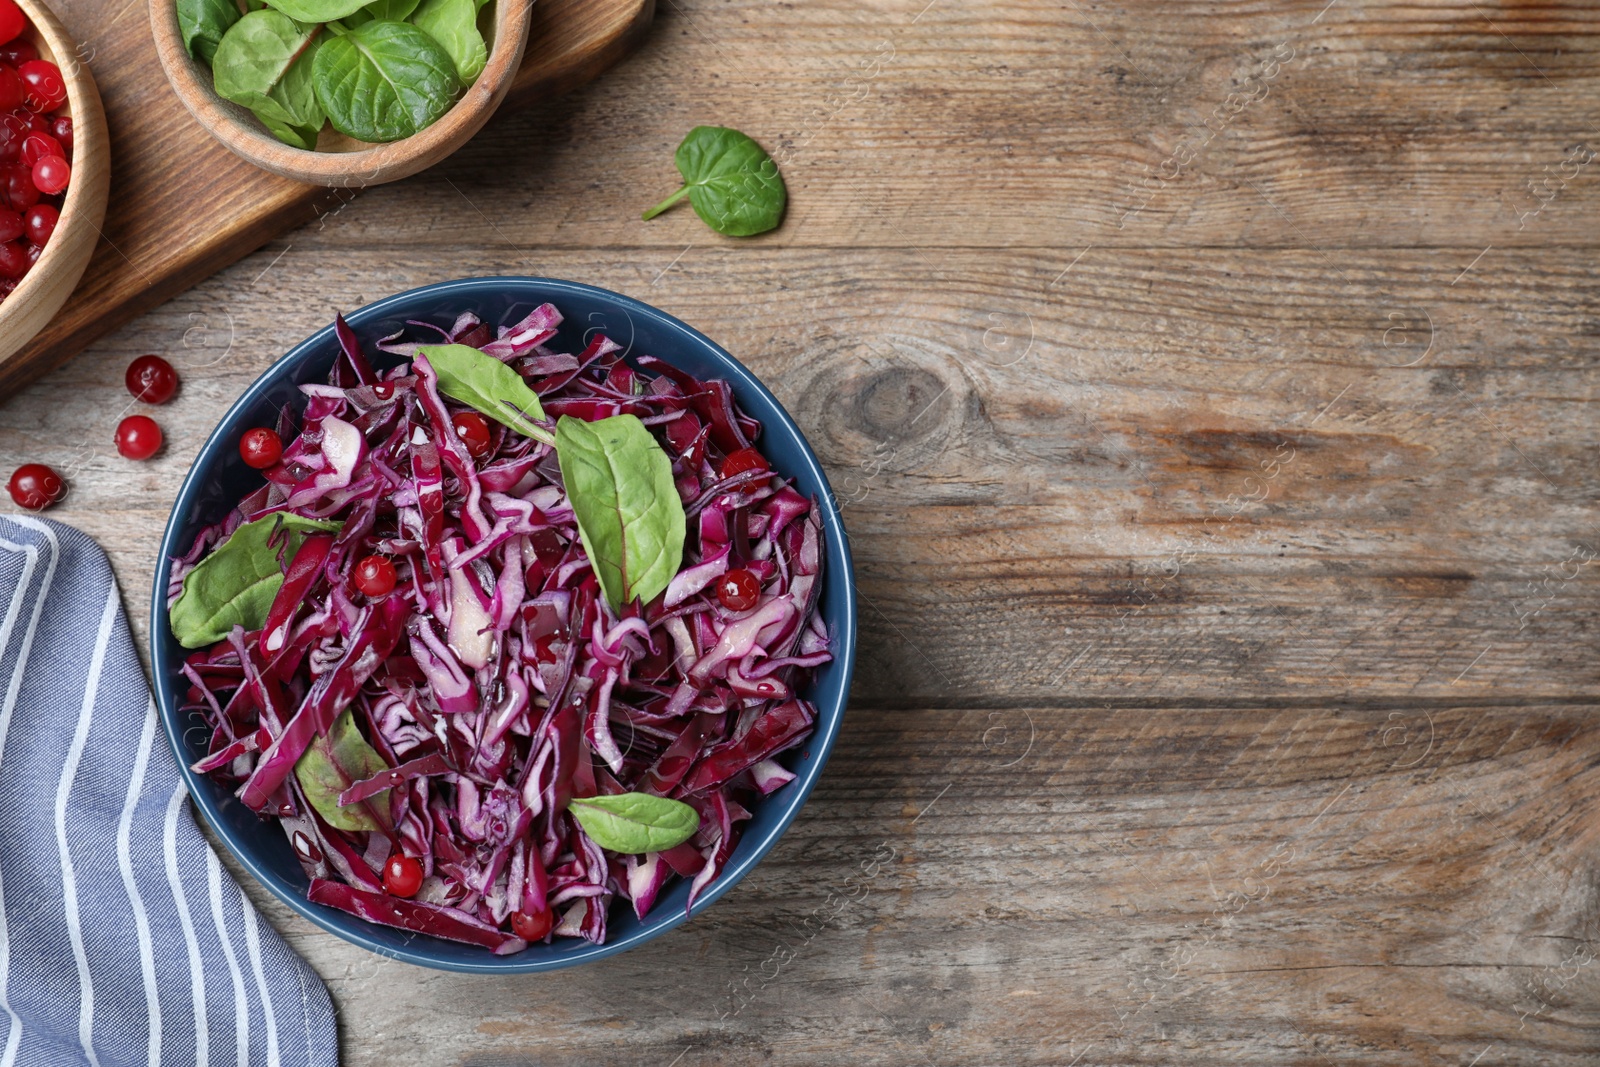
0, 205, 18, 242
19, 131, 57, 166
382, 855, 423, 898
114, 415, 162, 460
351, 554, 397, 597
0, 65, 21, 111
0, 43, 33, 67
239, 427, 283, 469
451, 410, 492, 459
17, 61, 64, 112
0, 112, 23, 162
0, 163, 36, 210
0, 237, 26, 279
8, 463, 63, 510
511, 908, 553, 941
716, 567, 761, 611
0, 0, 21, 48
48, 114, 68, 154
720, 447, 769, 479
124, 353, 177, 403
30, 153, 65, 195
22, 201, 52, 245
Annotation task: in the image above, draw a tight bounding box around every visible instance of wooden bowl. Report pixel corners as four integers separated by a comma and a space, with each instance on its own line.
149, 0, 533, 187
0, 0, 111, 368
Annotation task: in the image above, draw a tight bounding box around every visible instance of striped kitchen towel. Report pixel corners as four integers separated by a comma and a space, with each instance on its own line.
0, 515, 338, 1067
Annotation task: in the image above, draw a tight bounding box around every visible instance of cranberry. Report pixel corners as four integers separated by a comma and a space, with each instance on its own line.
451, 410, 492, 459
716, 567, 761, 611
17, 61, 63, 112
382, 855, 423, 898
720, 447, 769, 479
124, 354, 177, 403
0, 112, 23, 162
19, 131, 57, 166
0, 65, 21, 111
239, 427, 283, 469
48, 114, 68, 154
30, 153, 65, 195
0, 0, 20, 48
0, 42, 35, 66
0, 237, 26, 279
114, 415, 162, 460
511, 908, 553, 941
0, 205, 18, 242
8, 463, 63, 510
1, 163, 36, 210
351, 554, 397, 597
22, 201, 52, 245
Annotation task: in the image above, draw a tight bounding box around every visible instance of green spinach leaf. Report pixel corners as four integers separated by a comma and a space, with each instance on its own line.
311, 19, 459, 142
569, 792, 700, 853
212, 9, 325, 135
178, 0, 244, 63
257, 0, 371, 25
169, 513, 342, 648
339, 0, 420, 27
411, 0, 485, 82
256, 110, 322, 149
555, 413, 686, 613
418, 343, 553, 444
294, 709, 393, 832
641, 126, 786, 237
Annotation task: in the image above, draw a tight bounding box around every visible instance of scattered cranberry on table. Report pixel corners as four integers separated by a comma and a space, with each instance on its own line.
114, 414, 162, 460
124, 353, 177, 403
239, 427, 283, 469
7, 462, 63, 511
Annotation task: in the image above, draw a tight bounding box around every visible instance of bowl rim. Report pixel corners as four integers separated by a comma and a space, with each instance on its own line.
150, 275, 857, 973
146, 0, 533, 187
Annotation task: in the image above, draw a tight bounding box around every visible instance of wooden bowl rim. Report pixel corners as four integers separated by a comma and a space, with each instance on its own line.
148, 0, 533, 187
0, 0, 110, 345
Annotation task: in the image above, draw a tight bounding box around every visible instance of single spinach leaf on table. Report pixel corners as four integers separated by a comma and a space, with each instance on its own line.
178, 0, 244, 64
418, 343, 552, 444
311, 19, 459, 142
169, 513, 342, 648
411, 0, 485, 82
212, 9, 325, 137
294, 709, 393, 832
570, 793, 700, 853
555, 413, 686, 613
641, 125, 787, 237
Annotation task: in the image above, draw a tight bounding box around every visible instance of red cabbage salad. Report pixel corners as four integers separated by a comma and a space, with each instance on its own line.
168, 303, 830, 954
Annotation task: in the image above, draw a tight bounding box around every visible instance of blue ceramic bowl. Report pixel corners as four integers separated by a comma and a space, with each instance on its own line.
151, 277, 856, 974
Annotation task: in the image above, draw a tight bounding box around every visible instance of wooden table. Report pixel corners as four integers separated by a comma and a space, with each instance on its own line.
4, 0, 1600, 1062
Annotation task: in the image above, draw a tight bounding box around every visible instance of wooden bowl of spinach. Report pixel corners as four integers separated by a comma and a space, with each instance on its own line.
150, 0, 532, 186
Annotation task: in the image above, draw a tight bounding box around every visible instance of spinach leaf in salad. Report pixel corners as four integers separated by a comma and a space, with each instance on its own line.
341, 0, 422, 24
569, 793, 700, 854
642, 125, 787, 237
418, 343, 553, 444
295, 709, 393, 832
169, 513, 342, 648
410, 0, 485, 83
211, 9, 325, 134
311, 19, 460, 142
256, 0, 370, 26
178, 0, 245, 63
555, 413, 687, 614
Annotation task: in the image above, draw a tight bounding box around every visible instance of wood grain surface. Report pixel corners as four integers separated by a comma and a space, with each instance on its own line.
5, 0, 1600, 1063
0, 0, 652, 393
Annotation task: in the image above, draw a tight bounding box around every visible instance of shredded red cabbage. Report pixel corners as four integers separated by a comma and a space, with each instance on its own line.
172, 303, 829, 953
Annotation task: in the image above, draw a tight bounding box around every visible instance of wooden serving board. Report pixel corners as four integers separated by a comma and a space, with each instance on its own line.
0, 0, 653, 394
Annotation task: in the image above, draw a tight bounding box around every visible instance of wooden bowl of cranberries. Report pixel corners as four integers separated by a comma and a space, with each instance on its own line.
0, 0, 109, 366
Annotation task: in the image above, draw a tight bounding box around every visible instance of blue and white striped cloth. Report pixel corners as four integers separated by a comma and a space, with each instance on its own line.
0, 515, 338, 1067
